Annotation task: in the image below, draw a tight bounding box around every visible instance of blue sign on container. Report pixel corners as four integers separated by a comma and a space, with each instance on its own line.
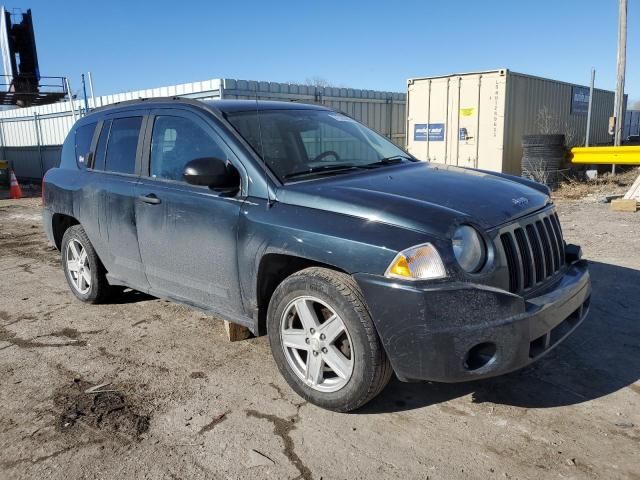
414, 123, 445, 141
571, 86, 590, 115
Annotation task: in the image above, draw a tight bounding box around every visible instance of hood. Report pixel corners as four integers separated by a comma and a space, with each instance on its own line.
275, 162, 551, 236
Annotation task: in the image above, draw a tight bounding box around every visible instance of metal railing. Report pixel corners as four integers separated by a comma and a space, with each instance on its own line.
0, 75, 67, 93
570, 146, 640, 164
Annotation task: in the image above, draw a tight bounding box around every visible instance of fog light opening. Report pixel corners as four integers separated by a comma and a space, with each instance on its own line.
464, 342, 497, 371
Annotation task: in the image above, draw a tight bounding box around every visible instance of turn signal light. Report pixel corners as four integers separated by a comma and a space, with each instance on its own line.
384, 243, 447, 281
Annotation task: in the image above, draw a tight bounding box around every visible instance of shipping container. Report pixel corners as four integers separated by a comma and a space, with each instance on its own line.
406, 69, 617, 175
0, 78, 406, 180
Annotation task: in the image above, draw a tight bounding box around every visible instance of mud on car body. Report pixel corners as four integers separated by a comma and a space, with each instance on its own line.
43, 98, 590, 412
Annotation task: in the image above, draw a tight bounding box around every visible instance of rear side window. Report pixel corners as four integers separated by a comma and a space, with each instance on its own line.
75, 123, 97, 167
105, 117, 143, 174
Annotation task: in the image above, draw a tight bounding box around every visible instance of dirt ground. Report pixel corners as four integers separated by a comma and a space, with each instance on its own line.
1, 194, 639, 480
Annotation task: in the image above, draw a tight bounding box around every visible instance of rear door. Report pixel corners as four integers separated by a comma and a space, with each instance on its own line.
134, 107, 244, 314
87, 110, 150, 289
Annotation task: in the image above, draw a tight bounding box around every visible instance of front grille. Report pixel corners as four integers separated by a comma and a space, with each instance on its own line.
499, 210, 565, 294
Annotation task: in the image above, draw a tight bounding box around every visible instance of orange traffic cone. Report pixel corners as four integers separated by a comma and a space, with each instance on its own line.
9, 169, 22, 199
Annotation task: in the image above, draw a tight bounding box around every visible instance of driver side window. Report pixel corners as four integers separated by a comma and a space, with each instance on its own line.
150, 115, 227, 182
300, 123, 378, 162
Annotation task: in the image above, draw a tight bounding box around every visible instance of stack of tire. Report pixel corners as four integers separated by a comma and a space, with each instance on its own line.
521, 134, 566, 189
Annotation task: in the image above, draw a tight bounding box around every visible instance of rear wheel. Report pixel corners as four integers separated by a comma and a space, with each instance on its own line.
61, 225, 112, 304
267, 267, 392, 412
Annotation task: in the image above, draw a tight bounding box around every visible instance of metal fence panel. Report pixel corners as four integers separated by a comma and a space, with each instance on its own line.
3, 145, 61, 181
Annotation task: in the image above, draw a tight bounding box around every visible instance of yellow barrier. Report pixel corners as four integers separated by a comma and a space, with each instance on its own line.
570, 146, 640, 164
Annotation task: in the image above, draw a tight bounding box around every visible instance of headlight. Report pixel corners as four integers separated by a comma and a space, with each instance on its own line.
452, 225, 486, 273
384, 243, 447, 280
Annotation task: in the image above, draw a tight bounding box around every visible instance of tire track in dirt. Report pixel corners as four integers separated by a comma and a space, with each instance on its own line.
246, 402, 312, 480
0, 324, 87, 350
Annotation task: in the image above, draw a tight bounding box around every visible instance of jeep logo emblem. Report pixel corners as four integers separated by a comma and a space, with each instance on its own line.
512, 197, 529, 207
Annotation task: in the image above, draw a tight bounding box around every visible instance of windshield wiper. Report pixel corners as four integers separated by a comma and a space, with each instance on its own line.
284, 164, 361, 180
362, 155, 414, 168
284, 155, 414, 180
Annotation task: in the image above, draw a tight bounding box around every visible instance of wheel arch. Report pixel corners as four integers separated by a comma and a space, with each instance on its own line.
255, 253, 348, 336
51, 213, 80, 250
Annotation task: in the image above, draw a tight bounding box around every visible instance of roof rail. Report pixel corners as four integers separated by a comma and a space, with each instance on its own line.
89, 96, 196, 113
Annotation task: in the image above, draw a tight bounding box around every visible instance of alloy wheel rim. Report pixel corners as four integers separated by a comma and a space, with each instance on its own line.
66, 239, 91, 295
280, 295, 354, 393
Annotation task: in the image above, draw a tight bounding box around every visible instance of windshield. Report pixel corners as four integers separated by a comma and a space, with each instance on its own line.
225, 109, 413, 182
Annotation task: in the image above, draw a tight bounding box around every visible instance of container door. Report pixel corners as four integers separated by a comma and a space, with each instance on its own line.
407, 78, 450, 164
453, 76, 480, 169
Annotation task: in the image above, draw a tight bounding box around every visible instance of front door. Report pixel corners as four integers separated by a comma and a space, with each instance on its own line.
134, 108, 244, 314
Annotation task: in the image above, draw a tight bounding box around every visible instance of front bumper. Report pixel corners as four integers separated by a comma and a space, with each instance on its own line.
355, 259, 590, 382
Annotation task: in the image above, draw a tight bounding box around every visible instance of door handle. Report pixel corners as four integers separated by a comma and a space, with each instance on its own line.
139, 193, 161, 205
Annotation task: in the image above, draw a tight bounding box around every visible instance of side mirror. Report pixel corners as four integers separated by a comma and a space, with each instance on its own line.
183, 157, 240, 192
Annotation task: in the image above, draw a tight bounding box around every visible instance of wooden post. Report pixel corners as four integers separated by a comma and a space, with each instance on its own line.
623, 172, 640, 200
224, 321, 252, 342
611, 199, 638, 212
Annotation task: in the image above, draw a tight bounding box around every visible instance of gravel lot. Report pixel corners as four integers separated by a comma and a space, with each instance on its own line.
1, 195, 639, 480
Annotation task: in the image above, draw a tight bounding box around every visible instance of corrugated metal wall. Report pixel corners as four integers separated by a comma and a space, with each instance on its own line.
0, 78, 406, 147
0, 78, 226, 147
0, 78, 406, 181
219, 79, 406, 147
503, 72, 615, 173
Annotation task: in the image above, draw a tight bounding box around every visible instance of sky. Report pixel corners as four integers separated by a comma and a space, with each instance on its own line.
14, 0, 640, 106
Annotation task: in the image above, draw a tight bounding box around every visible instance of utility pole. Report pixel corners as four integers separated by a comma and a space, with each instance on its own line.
612, 0, 628, 173
586, 68, 595, 147
87, 71, 97, 108
65, 77, 77, 123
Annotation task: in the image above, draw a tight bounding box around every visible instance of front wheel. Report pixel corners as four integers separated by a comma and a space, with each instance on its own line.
267, 267, 392, 412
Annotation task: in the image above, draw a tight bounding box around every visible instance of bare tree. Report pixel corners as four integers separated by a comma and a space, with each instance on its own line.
304, 76, 335, 88
524, 106, 579, 188
535, 106, 580, 147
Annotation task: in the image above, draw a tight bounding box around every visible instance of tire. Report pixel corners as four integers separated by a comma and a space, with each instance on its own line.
61, 225, 112, 304
267, 267, 392, 412
522, 134, 565, 146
